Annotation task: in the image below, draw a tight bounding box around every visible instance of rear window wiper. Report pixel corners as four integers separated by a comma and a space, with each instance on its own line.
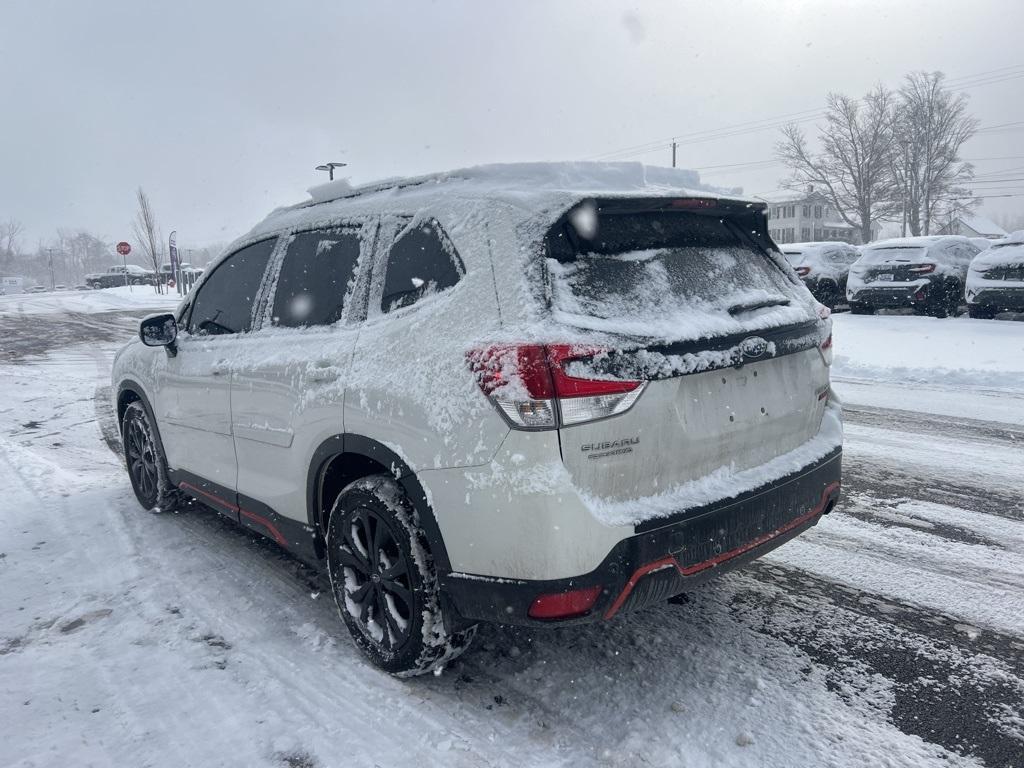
728, 297, 791, 315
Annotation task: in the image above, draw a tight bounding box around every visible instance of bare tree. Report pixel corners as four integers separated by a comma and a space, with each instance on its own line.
776, 85, 900, 244
132, 187, 164, 293
892, 72, 978, 236
0, 218, 24, 272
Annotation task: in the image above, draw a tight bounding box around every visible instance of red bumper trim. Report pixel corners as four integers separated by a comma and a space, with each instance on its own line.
604, 481, 840, 619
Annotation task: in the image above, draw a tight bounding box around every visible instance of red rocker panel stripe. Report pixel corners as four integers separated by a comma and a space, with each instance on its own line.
179, 481, 289, 548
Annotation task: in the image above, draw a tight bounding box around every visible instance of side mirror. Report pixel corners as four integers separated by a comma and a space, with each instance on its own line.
139, 313, 178, 357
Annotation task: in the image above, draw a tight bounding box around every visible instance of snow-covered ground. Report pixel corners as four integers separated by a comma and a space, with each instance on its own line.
0, 285, 181, 317
1, 293, 1022, 767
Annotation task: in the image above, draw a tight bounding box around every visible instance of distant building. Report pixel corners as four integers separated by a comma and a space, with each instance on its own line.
1, 275, 24, 295
936, 214, 1008, 240
758, 189, 878, 244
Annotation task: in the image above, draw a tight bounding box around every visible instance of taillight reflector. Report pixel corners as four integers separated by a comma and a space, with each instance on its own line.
795, 266, 811, 277
908, 263, 936, 274
528, 585, 603, 620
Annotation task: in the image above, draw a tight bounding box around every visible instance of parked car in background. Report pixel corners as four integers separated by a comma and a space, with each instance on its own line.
846, 235, 980, 317
158, 262, 193, 284
969, 237, 993, 252
781, 242, 860, 309
85, 264, 156, 289
112, 163, 842, 676
966, 230, 1024, 318
28, 285, 48, 293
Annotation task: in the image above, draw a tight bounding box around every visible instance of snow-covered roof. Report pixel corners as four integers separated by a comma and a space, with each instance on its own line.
822, 221, 853, 229
297, 162, 748, 210
993, 229, 1024, 246
244, 162, 756, 247
960, 214, 1007, 238
863, 235, 958, 249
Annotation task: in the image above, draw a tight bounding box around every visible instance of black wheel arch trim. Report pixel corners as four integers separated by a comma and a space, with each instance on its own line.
115, 380, 169, 462
307, 433, 452, 574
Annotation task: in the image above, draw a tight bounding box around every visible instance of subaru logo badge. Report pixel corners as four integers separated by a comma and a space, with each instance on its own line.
739, 336, 769, 359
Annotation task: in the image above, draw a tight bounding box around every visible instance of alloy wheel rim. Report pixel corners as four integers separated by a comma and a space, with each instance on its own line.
337, 507, 414, 651
126, 418, 158, 502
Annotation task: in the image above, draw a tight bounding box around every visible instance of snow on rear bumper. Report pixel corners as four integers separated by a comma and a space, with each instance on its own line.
441, 447, 842, 627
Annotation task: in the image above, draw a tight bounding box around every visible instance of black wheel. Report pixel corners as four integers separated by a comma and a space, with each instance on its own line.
814, 281, 841, 310
946, 281, 963, 317
968, 304, 995, 319
850, 302, 874, 315
121, 401, 183, 512
927, 280, 960, 318
326, 475, 475, 677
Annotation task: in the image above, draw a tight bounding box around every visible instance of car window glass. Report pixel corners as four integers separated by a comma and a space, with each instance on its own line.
380, 220, 464, 313
187, 239, 276, 336
272, 230, 361, 327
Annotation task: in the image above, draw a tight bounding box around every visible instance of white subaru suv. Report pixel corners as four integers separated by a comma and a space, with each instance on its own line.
113, 163, 842, 676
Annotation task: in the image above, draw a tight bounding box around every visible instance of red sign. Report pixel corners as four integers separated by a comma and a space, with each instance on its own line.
116, 241, 131, 256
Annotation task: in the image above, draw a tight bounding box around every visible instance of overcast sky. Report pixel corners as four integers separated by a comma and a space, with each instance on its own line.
2, 0, 1023, 252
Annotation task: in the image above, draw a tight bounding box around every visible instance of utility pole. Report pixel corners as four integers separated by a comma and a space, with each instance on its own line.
671, 140, 677, 169
47, 248, 55, 291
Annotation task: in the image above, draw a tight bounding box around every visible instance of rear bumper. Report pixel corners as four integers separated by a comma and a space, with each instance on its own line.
966, 286, 1024, 311
847, 284, 932, 308
441, 447, 842, 627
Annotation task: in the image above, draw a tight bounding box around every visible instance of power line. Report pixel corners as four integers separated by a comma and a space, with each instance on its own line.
585, 64, 1024, 164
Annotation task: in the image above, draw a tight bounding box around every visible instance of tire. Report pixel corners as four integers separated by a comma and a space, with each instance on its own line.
968, 304, 995, 319
927, 280, 960, 318
121, 401, 184, 512
850, 303, 874, 315
326, 475, 476, 677
815, 281, 840, 310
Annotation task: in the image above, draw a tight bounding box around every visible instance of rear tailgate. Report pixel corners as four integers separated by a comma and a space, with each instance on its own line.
544, 197, 830, 507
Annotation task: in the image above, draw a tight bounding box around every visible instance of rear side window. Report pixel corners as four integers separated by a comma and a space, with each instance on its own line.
380, 220, 464, 313
272, 229, 361, 327
188, 239, 276, 336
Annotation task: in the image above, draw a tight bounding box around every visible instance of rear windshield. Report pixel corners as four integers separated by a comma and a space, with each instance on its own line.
858, 246, 927, 263
545, 207, 810, 341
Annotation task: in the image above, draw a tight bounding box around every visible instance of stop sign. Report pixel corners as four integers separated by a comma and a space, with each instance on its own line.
116, 241, 131, 256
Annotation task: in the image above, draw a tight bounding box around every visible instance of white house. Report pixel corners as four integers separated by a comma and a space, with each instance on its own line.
758, 189, 878, 244
936, 214, 1008, 239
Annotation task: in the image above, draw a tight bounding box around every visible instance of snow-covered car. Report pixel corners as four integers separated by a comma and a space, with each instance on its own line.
85, 264, 156, 289
846, 235, 981, 317
965, 229, 1024, 318
781, 241, 860, 308
28, 285, 48, 293
111, 163, 842, 676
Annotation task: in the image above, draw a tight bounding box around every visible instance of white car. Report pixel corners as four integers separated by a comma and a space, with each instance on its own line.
966, 230, 1024, 318
781, 241, 860, 309
112, 163, 842, 676
846, 235, 980, 317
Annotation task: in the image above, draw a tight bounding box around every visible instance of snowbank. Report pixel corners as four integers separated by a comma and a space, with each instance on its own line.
0, 286, 181, 317
831, 313, 1024, 394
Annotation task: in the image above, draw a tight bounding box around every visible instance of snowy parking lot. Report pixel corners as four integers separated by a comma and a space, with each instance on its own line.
1, 291, 1022, 768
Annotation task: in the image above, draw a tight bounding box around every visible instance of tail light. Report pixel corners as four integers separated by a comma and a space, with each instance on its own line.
528, 585, 603, 620
467, 344, 646, 430
908, 263, 936, 274
795, 266, 811, 277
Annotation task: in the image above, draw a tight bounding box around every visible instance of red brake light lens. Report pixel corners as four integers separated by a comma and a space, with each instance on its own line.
908, 263, 936, 274
795, 266, 811, 277
528, 585, 603, 620
669, 198, 716, 209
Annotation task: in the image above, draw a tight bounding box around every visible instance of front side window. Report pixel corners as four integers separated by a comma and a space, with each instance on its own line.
380, 220, 464, 313
187, 239, 276, 335
272, 229, 362, 327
